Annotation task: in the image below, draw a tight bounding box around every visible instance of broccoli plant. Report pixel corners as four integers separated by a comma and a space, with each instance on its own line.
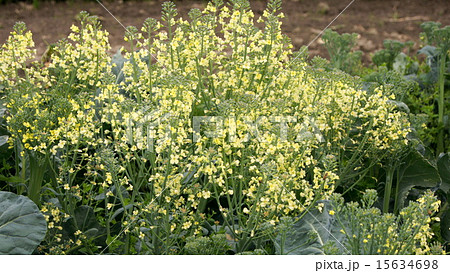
372, 39, 417, 75
420, 22, 450, 154
321, 29, 362, 75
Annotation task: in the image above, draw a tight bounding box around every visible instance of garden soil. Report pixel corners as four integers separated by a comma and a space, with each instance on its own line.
1, 0, 450, 63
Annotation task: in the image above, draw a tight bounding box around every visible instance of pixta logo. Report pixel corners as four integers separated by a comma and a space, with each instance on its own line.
124, 112, 325, 151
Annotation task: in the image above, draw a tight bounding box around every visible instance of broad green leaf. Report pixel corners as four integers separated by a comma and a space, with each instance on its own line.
63, 206, 104, 235
62, 205, 107, 249
387, 100, 410, 113
418, 45, 440, 84
438, 153, 450, 243
437, 153, 450, 193
275, 201, 348, 255
441, 208, 450, 243
418, 45, 439, 58
393, 52, 408, 74
0, 191, 47, 254
441, 189, 450, 243
396, 150, 441, 210
110, 204, 133, 221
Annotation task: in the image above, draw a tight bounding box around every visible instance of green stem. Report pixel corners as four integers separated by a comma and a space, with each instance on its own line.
28, 152, 46, 206
168, 18, 174, 70
393, 165, 401, 214
383, 165, 394, 213
437, 53, 446, 154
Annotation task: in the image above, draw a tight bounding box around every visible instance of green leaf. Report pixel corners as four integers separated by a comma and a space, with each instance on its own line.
62, 205, 106, 249
0, 107, 6, 117
436, 153, 449, 243
275, 201, 348, 255
393, 53, 408, 74
440, 189, 450, 243
418, 45, 439, 58
0, 135, 11, 162
63, 206, 104, 236
418, 45, 440, 84
437, 153, 450, 193
387, 99, 410, 113
0, 191, 47, 254
110, 204, 133, 222
0, 135, 7, 147
441, 208, 450, 243
111, 49, 127, 84
396, 150, 441, 210
0, 174, 26, 185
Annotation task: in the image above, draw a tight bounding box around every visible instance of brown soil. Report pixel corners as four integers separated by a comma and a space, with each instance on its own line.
1, 0, 450, 63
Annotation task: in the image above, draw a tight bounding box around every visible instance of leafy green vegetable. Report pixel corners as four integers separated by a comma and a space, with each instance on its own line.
0, 191, 47, 254
275, 201, 348, 255
437, 153, 450, 193
437, 153, 450, 243
62, 205, 106, 248
395, 149, 441, 211
441, 208, 450, 243
372, 40, 414, 72
321, 29, 362, 74
183, 234, 231, 255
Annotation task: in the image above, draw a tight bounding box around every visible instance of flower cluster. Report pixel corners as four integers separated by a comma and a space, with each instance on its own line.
328, 190, 444, 255
1, 0, 413, 254
37, 202, 72, 254
0, 22, 35, 85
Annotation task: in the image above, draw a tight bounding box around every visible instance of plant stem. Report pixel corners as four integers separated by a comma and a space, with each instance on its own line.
437, 52, 446, 154
383, 165, 394, 213
28, 153, 47, 206
393, 164, 401, 214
